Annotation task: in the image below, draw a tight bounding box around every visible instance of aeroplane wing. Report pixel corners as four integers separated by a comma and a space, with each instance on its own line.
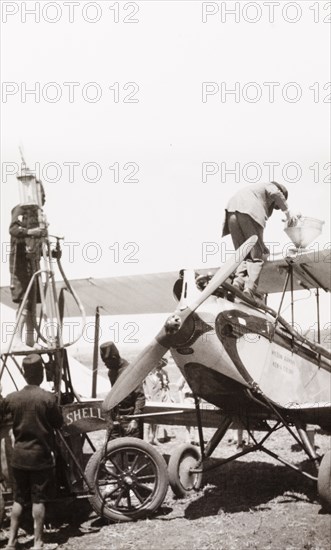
0, 272, 179, 316
60, 399, 331, 433
199, 248, 331, 294
60, 400, 275, 432
0, 248, 329, 316
138, 401, 331, 433
289, 402, 331, 432
258, 248, 331, 294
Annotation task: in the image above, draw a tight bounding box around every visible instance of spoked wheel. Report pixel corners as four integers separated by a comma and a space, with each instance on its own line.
318, 450, 331, 512
168, 444, 202, 498
84, 437, 169, 522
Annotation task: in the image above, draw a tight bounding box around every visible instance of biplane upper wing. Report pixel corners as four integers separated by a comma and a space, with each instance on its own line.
258, 247, 331, 294
0, 248, 329, 316
197, 248, 330, 294
0, 271, 179, 316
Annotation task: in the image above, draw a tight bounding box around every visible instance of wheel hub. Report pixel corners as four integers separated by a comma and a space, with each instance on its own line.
123, 475, 134, 486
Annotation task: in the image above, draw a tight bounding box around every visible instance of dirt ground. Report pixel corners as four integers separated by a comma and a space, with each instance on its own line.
1, 427, 330, 550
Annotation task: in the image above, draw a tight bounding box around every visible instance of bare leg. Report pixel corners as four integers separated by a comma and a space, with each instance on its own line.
7, 501, 23, 547
32, 502, 45, 549
149, 424, 158, 444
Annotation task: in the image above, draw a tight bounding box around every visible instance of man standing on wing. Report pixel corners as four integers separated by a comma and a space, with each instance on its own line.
222, 181, 298, 301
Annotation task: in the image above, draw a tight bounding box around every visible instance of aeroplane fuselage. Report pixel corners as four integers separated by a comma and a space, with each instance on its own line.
171, 295, 331, 425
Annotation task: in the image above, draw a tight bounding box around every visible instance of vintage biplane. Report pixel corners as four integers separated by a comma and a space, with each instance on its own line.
97, 219, 331, 520
0, 164, 330, 523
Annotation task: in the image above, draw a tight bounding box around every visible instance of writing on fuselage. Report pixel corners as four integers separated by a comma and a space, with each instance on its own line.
272, 349, 295, 375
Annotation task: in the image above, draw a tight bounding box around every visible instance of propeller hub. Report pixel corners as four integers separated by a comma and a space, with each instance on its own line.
165, 314, 182, 334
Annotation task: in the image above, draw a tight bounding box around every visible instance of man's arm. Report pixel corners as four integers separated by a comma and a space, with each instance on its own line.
0, 395, 12, 427
48, 397, 64, 429
266, 183, 288, 212
267, 183, 298, 225
9, 206, 46, 239
133, 385, 146, 415
9, 206, 29, 239
124, 386, 146, 435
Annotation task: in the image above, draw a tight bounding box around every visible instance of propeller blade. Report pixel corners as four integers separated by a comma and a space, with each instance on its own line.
102, 340, 168, 412
102, 235, 257, 412
174, 235, 258, 322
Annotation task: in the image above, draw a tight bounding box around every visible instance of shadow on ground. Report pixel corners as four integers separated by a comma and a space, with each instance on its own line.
0, 499, 93, 549
181, 458, 318, 518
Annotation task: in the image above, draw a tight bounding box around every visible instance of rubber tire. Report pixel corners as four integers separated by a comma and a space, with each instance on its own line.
318, 450, 331, 512
168, 443, 202, 498
84, 437, 169, 522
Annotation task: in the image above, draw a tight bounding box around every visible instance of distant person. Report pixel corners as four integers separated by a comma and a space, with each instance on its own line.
227, 428, 254, 449
236, 428, 254, 449
0, 354, 62, 550
222, 182, 298, 301
177, 375, 199, 445
100, 342, 145, 439
9, 187, 46, 350
143, 358, 173, 444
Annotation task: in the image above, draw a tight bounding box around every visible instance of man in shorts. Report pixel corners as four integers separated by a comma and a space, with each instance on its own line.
0, 354, 63, 550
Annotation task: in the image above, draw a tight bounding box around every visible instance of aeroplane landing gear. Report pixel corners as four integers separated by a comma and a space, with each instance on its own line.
318, 450, 331, 511
168, 443, 202, 498
84, 437, 169, 522
167, 415, 232, 499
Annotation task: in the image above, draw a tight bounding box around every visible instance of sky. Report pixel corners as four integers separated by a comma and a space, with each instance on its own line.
1, 0, 330, 331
